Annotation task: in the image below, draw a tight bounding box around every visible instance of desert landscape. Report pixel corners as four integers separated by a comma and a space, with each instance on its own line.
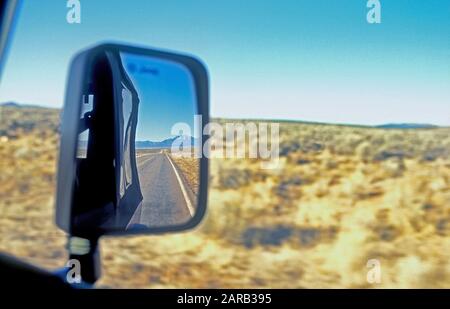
0, 102, 449, 288
170, 153, 199, 196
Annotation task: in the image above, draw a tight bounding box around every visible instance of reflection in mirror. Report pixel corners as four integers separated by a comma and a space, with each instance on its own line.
116, 52, 199, 231
73, 51, 200, 233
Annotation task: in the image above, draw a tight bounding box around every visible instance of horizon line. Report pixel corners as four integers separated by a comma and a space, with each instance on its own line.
1, 101, 448, 128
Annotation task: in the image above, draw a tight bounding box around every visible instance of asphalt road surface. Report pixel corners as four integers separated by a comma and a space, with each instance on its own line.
127, 151, 195, 229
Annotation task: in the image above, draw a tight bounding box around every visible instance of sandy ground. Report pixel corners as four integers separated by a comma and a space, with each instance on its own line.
0, 105, 449, 288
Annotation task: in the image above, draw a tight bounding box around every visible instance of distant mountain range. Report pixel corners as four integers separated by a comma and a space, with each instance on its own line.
77, 136, 197, 150
1, 102, 23, 108
135, 135, 198, 149
0, 101, 59, 109
375, 123, 439, 129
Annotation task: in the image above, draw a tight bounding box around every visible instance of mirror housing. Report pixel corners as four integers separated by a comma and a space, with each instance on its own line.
55, 43, 209, 238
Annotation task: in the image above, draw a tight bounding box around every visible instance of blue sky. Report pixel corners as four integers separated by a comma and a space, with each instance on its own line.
120, 52, 196, 141
0, 0, 448, 125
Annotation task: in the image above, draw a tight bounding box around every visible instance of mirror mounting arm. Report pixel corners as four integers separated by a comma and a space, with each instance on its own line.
67, 235, 101, 285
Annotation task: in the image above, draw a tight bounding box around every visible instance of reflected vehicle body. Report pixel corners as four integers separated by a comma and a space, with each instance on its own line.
72, 50, 143, 233
112, 52, 144, 228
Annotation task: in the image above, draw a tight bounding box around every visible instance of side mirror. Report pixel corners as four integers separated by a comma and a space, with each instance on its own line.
55, 43, 209, 238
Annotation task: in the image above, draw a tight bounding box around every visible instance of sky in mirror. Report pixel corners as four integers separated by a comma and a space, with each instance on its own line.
120, 53, 196, 142
0, 0, 448, 125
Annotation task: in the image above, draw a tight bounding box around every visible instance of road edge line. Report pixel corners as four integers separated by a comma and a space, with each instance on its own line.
165, 153, 195, 217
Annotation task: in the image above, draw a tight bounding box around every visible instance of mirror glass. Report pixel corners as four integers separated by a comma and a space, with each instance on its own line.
73, 50, 200, 233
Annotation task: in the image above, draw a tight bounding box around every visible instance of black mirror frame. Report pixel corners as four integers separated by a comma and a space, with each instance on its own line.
55, 42, 209, 237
